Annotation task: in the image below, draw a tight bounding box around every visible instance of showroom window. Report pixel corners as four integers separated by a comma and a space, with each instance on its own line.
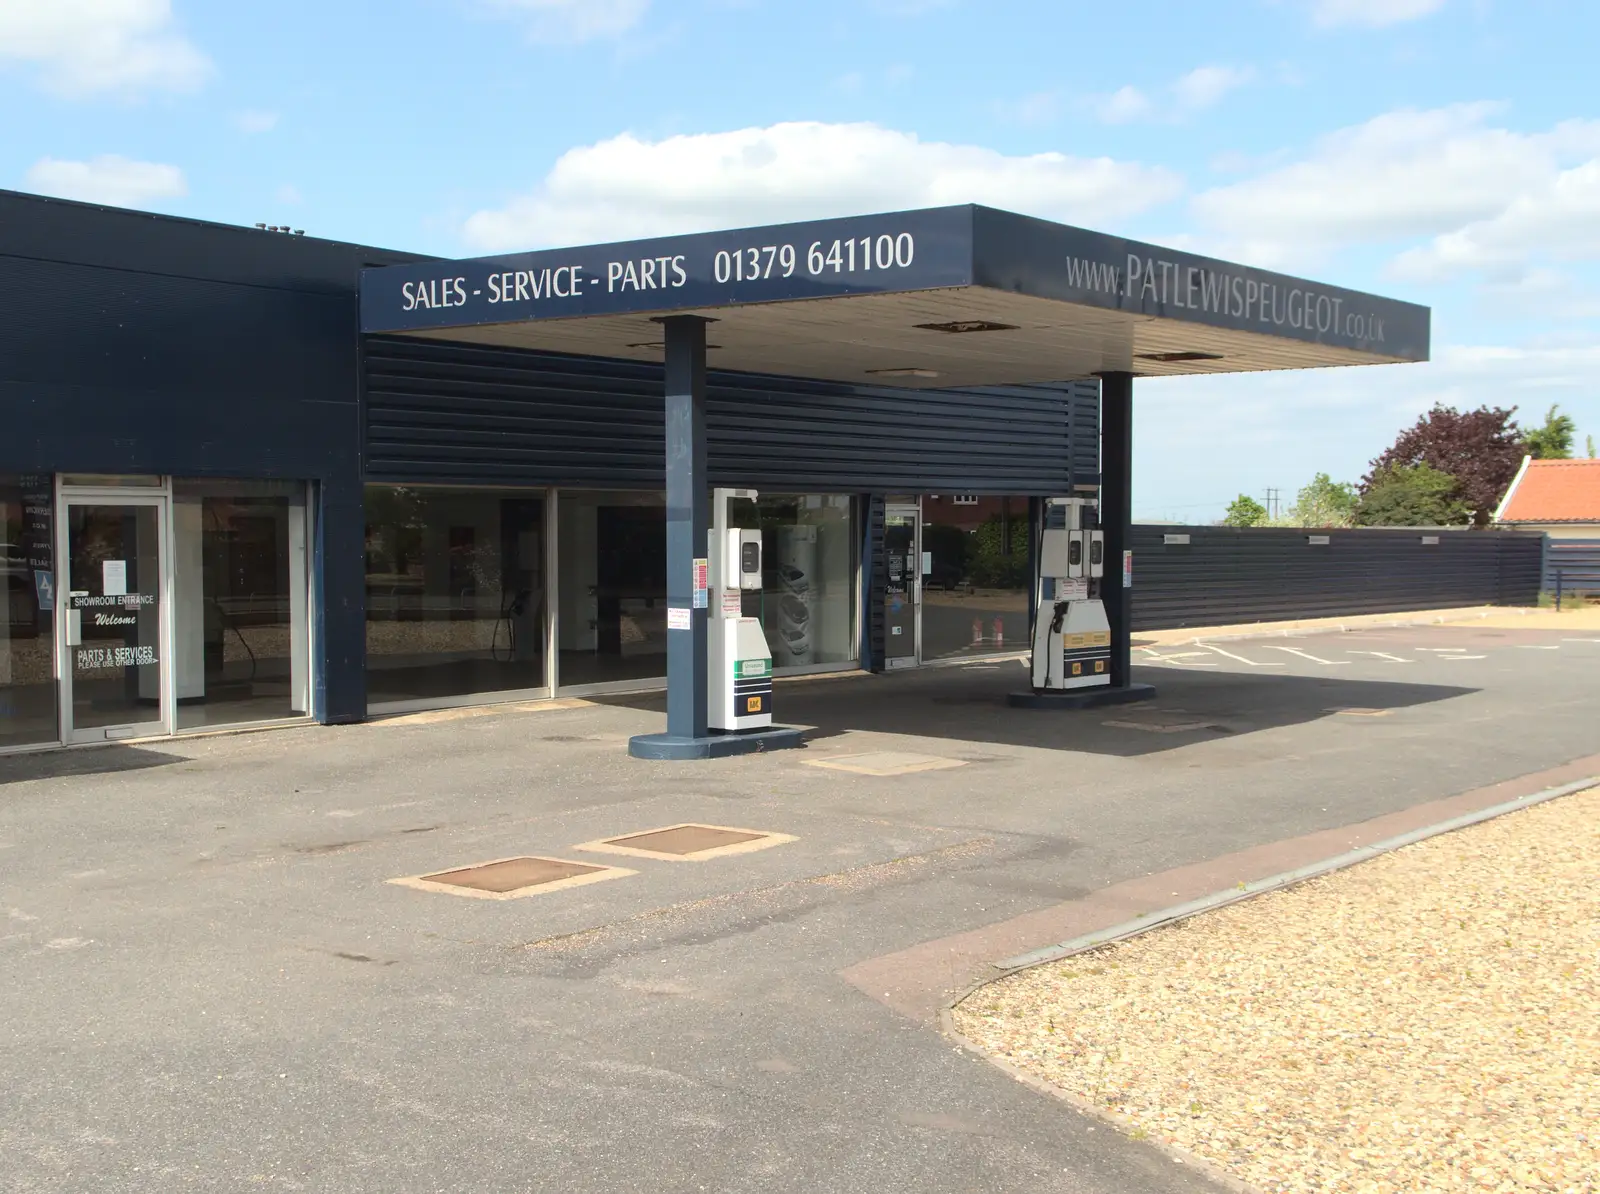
921, 494, 1031, 661
1, 474, 57, 750
171, 479, 312, 730
365, 486, 548, 708
555, 489, 666, 689
728, 493, 857, 671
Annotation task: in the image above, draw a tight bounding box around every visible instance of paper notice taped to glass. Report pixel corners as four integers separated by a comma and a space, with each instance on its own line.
667, 606, 692, 631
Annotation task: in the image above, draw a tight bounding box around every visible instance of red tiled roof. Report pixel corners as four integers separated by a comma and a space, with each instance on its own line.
1497, 458, 1600, 523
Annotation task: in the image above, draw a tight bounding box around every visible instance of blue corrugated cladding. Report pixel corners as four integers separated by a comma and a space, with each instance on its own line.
1544, 538, 1600, 593
1130, 525, 1545, 629
362, 335, 1100, 494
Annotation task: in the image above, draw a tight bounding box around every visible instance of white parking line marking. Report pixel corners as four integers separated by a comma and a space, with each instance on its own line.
1440, 654, 1487, 660
1561, 638, 1600, 643
1352, 651, 1412, 663
1416, 647, 1467, 653
1515, 645, 1560, 650
1263, 645, 1349, 665
1199, 643, 1284, 667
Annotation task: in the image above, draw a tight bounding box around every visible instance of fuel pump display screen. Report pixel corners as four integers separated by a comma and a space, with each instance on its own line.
1090, 541, 1103, 566
741, 541, 760, 574
1068, 540, 1083, 566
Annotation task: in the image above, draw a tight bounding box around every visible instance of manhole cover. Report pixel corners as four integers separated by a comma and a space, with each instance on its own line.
575, 823, 796, 861
803, 751, 966, 776
389, 855, 634, 899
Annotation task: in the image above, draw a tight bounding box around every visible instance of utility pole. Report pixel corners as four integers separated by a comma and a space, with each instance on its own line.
1264, 488, 1280, 520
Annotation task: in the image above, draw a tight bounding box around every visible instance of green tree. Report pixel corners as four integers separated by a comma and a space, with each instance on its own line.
967, 512, 1028, 587
1587, 434, 1596, 459
1289, 473, 1358, 527
1355, 464, 1470, 527
1522, 404, 1576, 459
1223, 494, 1269, 527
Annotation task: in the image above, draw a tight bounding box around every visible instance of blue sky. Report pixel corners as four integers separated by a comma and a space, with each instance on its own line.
4, 0, 1598, 520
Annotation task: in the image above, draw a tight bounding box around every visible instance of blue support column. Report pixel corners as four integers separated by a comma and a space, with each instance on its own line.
1100, 371, 1135, 689
629, 316, 803, 759
663, 315, 710, 741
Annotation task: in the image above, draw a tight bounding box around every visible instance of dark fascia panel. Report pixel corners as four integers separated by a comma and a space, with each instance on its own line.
0, 187, 427, 295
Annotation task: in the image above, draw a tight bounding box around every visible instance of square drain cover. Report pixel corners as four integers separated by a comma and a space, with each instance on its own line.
803, 751, 966, 776
576, 823, 796, 861
389, 855, 634, 900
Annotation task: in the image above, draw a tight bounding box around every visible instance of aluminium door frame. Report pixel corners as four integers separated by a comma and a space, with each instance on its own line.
54, 479, 176, 744
884, 500, 922, 668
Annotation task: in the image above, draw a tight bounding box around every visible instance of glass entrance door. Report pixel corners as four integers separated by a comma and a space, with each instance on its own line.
59, 497, 170, 742
883, 505, 920, 668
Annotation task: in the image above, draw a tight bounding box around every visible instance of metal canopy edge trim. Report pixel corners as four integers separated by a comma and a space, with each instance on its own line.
360, 203, 1429, 374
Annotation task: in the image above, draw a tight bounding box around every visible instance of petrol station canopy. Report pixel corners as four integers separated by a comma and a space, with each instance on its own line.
359, 204, 1429, 386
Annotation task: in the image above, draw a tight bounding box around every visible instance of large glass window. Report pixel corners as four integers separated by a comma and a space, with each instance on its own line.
2, 475, 58, 749
731, 493, 857, 670
921, 495, 1031, 661
556, 490, 665, 688
172, 480, 311, 730
365, 487, 547, 707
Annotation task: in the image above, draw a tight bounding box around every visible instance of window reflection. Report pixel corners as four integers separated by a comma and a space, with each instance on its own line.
172, 480, 310, 730
365, 487, 547, 706
921, 495, 1031, 660
1, 474, 57, 748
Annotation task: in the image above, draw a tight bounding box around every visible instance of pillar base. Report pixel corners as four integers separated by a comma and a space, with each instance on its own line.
628, 726, 806, 760
1006, 683, 1157, 710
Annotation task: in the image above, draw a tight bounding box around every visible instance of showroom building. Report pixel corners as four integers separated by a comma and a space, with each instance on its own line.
0, 189, 1102, 752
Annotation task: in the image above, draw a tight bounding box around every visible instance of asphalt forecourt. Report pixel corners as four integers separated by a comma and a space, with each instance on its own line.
2, 632, 1596, 1192
950, 779, 1600, 1194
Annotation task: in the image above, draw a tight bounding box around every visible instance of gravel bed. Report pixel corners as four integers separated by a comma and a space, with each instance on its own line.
953, 786, 1600, 1194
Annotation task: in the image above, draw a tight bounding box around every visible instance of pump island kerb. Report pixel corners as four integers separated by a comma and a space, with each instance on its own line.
359, 203, 1429, 758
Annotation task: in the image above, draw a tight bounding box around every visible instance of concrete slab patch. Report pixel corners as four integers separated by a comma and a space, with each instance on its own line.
1101, 710, 1216, 733
1328, 707, 1393, 717
803, 751, 967, 776
574, 823, 797, 862
388, 855, 635, 900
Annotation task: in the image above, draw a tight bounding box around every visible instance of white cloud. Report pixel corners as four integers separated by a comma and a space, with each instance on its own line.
1393, 159, 1600, 281
483, 0, 650, 43
1089, 85, 1154, 125
462, 120, 1182, 250
23, 154, 187, 207
1189, 104, 1600, 269
1310, 0, 1447, 28
275, 183, 303, 205
1171, 65, 1254, 112
235, 109, 278, 133
0, 0, 210, 96
1083, 65, 1252, 125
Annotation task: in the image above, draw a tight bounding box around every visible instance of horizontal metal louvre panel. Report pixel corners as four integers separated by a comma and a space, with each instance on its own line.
363, 336, 1097, 492
1545, 538, 1600, 590
1129, 526, 1545, 631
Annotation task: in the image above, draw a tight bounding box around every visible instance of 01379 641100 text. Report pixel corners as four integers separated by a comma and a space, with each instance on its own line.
714, 232, 914, 284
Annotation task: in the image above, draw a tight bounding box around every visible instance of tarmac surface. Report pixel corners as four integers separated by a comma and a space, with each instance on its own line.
2, 620, 1597, 1193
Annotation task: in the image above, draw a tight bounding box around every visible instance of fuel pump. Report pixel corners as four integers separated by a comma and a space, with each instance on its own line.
709, 488, 774, 731
1030, 496, 1110, 692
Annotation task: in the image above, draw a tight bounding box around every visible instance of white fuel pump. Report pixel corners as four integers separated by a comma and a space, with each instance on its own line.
709, 488, 774, 731
1030, 496, 1110, 692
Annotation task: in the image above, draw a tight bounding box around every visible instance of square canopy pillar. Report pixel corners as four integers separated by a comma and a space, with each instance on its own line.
629, 316, 803, 759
